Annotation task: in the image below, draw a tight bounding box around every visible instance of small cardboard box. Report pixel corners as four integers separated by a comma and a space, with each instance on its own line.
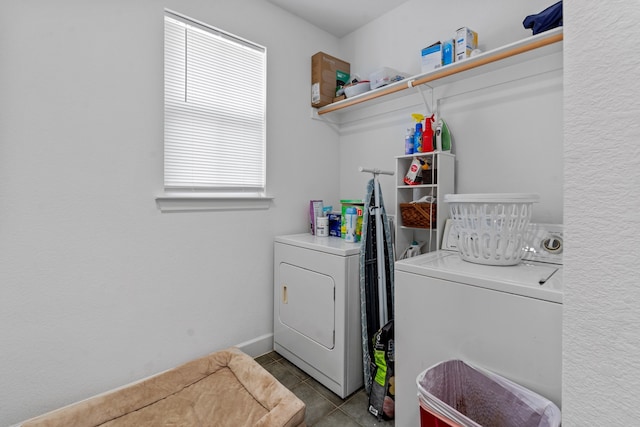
311, 52, 350, 108
309, 200, 323, 235
421, 42, 442, 73
328, 213, 342, 237
455, 27, 478, 62
442, 39, 455, 66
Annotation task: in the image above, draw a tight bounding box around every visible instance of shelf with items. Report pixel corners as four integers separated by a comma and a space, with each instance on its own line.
395, 152, 455, 259
316, 28, 563, 118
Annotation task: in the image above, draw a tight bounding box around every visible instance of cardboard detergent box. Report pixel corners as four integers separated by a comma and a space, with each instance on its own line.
455, 27, 478, 61
311, 52, 350, 108
421, 42, 443, 73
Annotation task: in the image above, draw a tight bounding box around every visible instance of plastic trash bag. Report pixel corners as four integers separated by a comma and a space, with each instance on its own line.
368, 320, 395, 420
417, 360, 561, 427
523, 1, 563, 35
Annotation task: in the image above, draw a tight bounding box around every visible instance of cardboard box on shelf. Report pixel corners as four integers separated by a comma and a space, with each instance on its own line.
311, 52, 350, 108
421, 42, 442, 73
442, 39, 455, 65
455, 27, 478, 61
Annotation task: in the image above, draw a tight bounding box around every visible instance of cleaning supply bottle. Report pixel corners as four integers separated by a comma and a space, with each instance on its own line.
344, 207, 358, 242
413, 123, 423, 153
411, 113, 424, 153
422, 114, 435, 152
435, 118, 452, 151
404, 128, 414, 155
403, 157, 423, 185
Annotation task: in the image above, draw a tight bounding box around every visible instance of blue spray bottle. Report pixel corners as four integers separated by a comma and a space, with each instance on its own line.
404, 128, 414, 155
411, 113, 425, 153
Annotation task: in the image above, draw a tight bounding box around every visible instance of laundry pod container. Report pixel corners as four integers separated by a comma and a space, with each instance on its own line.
340, 200, 365, 241
444, 193, 539, 265
417, 360, 561, 427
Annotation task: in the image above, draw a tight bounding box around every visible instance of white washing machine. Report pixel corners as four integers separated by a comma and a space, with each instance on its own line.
274, 234, 363, 398
394, 223, 563, 427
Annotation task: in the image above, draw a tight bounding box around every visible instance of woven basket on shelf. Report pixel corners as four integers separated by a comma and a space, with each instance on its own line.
399, 203, 437, 228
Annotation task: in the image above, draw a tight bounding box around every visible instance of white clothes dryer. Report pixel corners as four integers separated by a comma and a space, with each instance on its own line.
394, 223, 563, 427
274, 234, 363, 398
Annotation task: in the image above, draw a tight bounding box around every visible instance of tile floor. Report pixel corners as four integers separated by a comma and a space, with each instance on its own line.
255, 351, 394, 427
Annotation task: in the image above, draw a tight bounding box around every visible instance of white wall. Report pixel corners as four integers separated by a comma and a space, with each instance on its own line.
340, 0, 556, 78
336, 0, 563, 224
563, 1, 640, 424
0, 1, 342, 424
338, 0, 640, 424
4, 1, 640, 425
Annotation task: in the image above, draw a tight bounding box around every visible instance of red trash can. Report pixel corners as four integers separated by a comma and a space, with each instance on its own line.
417, 360, 561, 427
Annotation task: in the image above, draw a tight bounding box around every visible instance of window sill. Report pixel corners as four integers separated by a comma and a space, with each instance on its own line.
156, 193, 274, 212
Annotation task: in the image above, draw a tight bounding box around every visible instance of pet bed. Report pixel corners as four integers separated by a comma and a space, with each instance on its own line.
20, 347, 306, 427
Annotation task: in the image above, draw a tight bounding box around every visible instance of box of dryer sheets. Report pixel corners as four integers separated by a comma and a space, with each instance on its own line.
309, 200, 324, 235
455, 27, 478, 61
328, 213, 341, 237
311, 52, 350, 107
421, 42, 443, 73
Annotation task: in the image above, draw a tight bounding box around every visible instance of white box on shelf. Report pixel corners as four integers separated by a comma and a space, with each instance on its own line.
421, 42, 442, 73
455, 27, 478, 61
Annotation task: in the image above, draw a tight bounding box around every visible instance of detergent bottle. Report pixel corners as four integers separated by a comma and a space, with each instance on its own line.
422, 114, 435, 152
411, 113, 424, 153
404, 128, 414, 155
344, 207, 358, 242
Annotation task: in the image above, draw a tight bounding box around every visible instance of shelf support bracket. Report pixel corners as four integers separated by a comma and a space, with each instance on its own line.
414, 84, 433, 117
310, 107, 340, 134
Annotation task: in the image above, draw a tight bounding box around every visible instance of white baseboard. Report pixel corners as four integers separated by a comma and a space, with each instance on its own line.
235, 333, 274, 358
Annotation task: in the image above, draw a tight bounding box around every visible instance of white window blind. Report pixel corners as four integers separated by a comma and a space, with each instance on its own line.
164, 11, 266, 194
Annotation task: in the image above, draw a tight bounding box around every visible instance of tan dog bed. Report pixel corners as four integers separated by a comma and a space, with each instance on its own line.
21, 347, 306, 427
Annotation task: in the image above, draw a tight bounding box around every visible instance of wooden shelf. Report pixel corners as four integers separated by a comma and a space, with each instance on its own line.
316, 28, 563, 116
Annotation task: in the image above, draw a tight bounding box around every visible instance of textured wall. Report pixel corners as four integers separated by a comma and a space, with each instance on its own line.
563, 0, 640, 424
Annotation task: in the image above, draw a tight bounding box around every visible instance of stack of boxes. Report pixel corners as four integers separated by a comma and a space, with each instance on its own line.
311, 27, 479, 107
421, 27, 478, 73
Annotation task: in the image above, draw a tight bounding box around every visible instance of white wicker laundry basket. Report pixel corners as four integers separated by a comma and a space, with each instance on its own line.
444, 193, 540, 266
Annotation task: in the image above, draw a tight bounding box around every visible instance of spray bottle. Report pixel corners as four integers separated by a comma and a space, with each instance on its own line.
411, 113, 424, 153
404, 128, 414, 155
422, 114, 435, 152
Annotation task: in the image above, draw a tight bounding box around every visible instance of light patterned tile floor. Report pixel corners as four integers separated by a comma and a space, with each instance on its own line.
255, 352, 394, 427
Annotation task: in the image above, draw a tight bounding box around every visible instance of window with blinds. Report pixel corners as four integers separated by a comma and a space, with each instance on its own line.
164, 11, 266, 195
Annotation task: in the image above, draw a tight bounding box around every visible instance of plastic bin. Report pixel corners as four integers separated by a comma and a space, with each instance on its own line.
444, 193, 540, 266
417, 360, 561, 427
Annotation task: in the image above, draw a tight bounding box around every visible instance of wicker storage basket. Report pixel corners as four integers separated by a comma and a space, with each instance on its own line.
400, 202, 436, 228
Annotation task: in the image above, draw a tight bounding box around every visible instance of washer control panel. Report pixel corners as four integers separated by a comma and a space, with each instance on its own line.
524, 223, 563, 264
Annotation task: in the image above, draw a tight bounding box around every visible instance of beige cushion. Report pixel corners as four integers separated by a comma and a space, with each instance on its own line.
22, 347, 306, 427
